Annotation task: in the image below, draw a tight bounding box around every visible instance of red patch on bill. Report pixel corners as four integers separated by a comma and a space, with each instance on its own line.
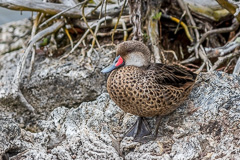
115, 56, 124, 67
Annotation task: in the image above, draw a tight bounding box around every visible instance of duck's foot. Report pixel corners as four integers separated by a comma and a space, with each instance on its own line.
125, 117, 151, 139
125, 116, 162, 143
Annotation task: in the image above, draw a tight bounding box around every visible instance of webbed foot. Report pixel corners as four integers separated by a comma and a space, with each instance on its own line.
125, 116, 162, 143
125, 117, 151, 139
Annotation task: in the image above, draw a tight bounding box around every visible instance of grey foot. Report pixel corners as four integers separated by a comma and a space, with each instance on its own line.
125, 116, 162, 143
125, 117, 151, 139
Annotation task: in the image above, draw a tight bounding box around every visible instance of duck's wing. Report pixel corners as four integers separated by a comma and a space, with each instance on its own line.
147, 64, 197, 88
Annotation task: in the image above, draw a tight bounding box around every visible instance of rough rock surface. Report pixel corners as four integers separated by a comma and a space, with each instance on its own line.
0, 48, 113, 102
1, 72, 239, 160
0, 20, 115, 124
0, 48, 114, 125
0, 19, 31, 55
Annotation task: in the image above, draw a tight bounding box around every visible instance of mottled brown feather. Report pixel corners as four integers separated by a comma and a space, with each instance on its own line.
107, 64, 197, 117
106, 41, 197, 117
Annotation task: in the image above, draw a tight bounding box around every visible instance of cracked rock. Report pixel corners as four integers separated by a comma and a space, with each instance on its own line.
1, 72, 239, 160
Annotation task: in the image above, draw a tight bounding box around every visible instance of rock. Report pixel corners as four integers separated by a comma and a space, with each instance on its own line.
0, 43, 114, 125
0, 118, 21, 160
0, 19, 31, 55
0, 18, 116, 125
1, 72, 239, 159
0, 47, 114, 125
0, 18, 116, 134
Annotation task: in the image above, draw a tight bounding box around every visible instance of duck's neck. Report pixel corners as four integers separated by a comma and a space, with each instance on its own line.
124, 52, 150, 67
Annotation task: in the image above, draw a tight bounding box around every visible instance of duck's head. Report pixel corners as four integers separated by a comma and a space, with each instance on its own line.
101, 40, 150, 73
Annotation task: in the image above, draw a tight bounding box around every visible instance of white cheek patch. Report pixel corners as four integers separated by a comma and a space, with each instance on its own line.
125, 52, 147, 67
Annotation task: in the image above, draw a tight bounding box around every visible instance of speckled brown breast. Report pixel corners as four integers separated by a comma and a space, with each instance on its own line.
107, 64, 196, 117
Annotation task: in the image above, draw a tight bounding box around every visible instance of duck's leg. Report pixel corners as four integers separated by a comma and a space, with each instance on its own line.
134, 115, 162, 143
125, 117, 151, 139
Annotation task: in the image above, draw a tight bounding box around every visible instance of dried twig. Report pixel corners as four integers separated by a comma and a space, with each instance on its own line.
128, 0, 143, 40
177, 0, 197, 41
162, 14, 193, 42
174, 10, 186, 34
233, 57, 240, 75
61, 29, 90, 60
176, 0, 195, 39
65, 26, 74, 48
206, 37, 240, 56
223, 58, 236, 72
176, 0, 210, 71
82, 1, 101, 49
211, 50, 240, 71
87, 28, 131, 38
148, 9, 161, 63
86, 0, 102, 18
180, 56, 197, 64
0, 0, 82, 18
120, 19, 128, 41
194, 19, 239, 55
15, 20, 64, 83
39, 0, 88, 28
163, 50, 178, 61
199, 46, 212, 71
61, 16, 112, 59
12, 20, 65, 112
104, 0, 108, 20
111, 0, 127, 42
181, 37, 240, 65
196, 62, 205, 74
100, 0, 104, 18
28, 12, 43, 79
190, 19, 239, 71
0, 0, 127, 19
74, 15, 130, 29
88, 16, 113, 55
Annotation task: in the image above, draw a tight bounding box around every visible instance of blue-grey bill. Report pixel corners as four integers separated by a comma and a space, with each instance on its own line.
101, 64, 117, 73
101, 55, 125, 73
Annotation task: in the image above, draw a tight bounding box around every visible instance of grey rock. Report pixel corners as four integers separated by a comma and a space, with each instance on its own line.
0, 19, 115, 125
0, 118, 20, 155
0, 47, 114, 124
1, 72, 239, 160
0, 19, 31, 55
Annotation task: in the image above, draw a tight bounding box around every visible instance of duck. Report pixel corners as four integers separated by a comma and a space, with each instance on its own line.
102, 40, 197, 142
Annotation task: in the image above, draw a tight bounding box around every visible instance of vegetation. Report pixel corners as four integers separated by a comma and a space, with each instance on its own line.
0, 0, 240, 111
